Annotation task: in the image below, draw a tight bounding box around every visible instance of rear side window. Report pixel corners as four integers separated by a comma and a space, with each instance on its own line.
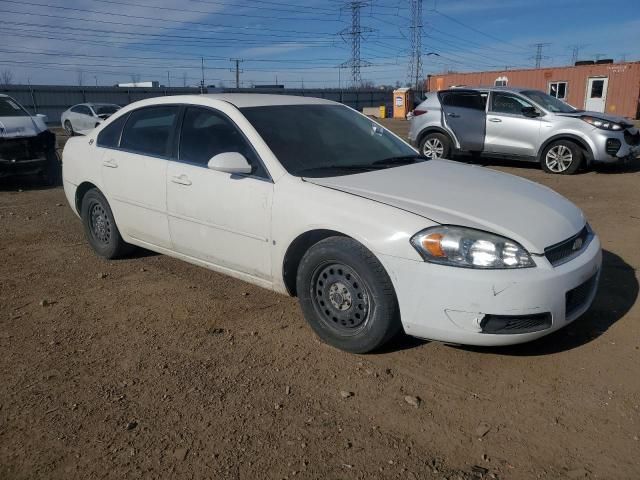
97, 114, 129, 148
441, 92, 486, 110
120, 106, 179, 157
179, 107, 267, 177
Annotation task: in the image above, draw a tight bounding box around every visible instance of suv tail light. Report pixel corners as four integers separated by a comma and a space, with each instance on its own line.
413, 109, 428, 116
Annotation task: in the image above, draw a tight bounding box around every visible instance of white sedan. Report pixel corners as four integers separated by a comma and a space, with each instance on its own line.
61, 94, 601, 353
60, 103, 121, 136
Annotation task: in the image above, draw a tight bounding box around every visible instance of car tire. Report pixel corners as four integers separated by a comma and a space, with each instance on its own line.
296, 236, 401, 353
420, 132, 451, 160
80, 188, 133, 259
541, 140, 583, 175
64, 120, 75, 137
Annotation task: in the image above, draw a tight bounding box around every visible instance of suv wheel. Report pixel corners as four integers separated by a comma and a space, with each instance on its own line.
80, 188, 133, 259
296, 237, 401, 353
541, 140, 583, 174
420, 133, 451, 160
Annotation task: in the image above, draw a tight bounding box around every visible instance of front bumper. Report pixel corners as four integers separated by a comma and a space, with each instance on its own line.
379, 234, 602, 346
590, 128, 640, 163
0, 156, 49, 177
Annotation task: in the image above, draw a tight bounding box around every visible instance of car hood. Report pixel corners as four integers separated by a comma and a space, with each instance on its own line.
0, 116, 47, 138
306, 160, 585, 254
558, 110, 633, 126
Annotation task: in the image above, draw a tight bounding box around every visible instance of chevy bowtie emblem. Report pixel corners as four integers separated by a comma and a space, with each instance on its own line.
572, 238, 584, 251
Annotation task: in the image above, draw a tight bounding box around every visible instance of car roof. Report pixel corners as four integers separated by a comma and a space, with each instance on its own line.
200, 94, 337, 108
446, 86, 536, 93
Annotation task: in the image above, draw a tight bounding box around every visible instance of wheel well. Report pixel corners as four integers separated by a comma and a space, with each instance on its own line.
282, 229, 348, 296
539, 135, 594, 163
417, 127, 454, 149
75, 181, 98, 214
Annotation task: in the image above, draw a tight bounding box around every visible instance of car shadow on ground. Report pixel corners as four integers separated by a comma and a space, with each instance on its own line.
382, 250, 637, 356
456, 154, 640, 175
0, 174, 62, 192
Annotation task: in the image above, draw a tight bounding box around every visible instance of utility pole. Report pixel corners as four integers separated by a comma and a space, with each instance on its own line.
407, 0, 424, 92
229, 59, 243, 88
339, 1, 373, 88
94, 75, 98, 87
569, 44, 584, 65
200, 57, 205, 93
167, 71, 170, 88
532, 43, 551, 68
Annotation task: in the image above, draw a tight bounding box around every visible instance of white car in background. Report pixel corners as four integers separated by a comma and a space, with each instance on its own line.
62, 94, 601, 353
60, 103, 121, 136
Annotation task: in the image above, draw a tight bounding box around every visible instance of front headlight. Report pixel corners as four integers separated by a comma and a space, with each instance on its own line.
581, 115, 623, 131
410, 226, 535, 269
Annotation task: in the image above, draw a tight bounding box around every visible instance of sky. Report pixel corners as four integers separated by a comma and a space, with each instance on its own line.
0, 0, 638, 88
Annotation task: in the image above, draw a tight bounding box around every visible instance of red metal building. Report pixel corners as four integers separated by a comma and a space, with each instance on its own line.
427, 61, 640, 119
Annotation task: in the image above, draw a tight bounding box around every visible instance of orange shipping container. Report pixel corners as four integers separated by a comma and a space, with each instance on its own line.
427, 62, 640, 119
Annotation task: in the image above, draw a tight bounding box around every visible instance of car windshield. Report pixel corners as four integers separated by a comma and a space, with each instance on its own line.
93, 105, 120, 115
0, 97, 30, 117
521, 90, 578, 113
240, 104, 420, 177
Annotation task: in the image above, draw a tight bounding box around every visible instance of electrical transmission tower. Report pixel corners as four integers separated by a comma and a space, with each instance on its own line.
532, 43, 551, 68
407, 0, 424, 91
339, 1, 373, 87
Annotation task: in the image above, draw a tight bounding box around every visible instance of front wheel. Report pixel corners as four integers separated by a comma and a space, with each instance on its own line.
64, 120, 75, 137
80, 188, 133, 259
296, 237, 401, 353
541, 140, 583, 174
420, 132, 451, 160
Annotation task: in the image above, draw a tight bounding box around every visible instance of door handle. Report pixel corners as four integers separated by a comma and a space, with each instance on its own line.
103, 159, 118, 168
488, 118, 502, 123
171, 174, 192, 186
447, 113, 460, 118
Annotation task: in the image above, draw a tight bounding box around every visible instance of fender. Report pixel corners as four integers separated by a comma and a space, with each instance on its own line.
537, 133, 595, 164
416, 126, 459, 150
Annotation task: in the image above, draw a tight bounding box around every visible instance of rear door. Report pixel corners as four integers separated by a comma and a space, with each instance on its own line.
100, 105, 179, 249
438, 90, 487, 152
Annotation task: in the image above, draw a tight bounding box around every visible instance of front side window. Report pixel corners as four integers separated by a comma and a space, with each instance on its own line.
97, 113, 129, 148
548, 81, 567, 100
120, 106, 179, 157
179, 107, 267, 177
241, 104, 418, 178
490, 92, 535, 115
0, 97, 29, 117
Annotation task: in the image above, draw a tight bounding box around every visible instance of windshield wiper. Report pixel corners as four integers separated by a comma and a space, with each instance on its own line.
372, 155, 428, 166
296, 164, 380, 176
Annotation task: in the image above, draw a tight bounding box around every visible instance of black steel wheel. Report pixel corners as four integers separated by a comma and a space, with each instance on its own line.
80, 188, 133, 259
296, 236, 401, 353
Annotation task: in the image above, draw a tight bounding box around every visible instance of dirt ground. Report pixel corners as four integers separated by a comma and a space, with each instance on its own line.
1, 122, 639, 480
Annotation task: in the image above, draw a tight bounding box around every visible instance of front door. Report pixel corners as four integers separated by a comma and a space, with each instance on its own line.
484, 91, 542, 157
438, 90, 487, 152
101, 105, 179, 249
585, 77, 608, 112
166, 106, 273, 280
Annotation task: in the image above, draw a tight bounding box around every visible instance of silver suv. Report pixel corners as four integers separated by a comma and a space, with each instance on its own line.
408, 87, 640, 174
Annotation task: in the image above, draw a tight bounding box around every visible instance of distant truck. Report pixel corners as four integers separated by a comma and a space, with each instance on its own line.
116, 81, 160, 88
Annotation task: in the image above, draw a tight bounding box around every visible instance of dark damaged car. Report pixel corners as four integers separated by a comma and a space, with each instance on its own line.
0, 94, 60, 184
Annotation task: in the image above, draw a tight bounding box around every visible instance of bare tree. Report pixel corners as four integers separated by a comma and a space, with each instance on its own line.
76, 69, 84, 86
1, 69, 15, 86
130, 73, 141, 84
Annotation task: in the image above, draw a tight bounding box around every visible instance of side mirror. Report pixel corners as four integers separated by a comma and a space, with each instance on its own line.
521, 106, 540, 118
36, 113, 48, 123
207, 152, 252, 175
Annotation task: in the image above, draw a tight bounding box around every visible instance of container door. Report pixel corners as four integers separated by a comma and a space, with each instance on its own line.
585, 77, 608, 113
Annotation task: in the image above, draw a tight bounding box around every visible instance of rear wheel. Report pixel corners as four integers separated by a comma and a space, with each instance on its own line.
541, 140, 583, 174
296, 237, 401, 353
64, 120, 75, 137
420, 132, 451, 160
80, 188, 133, 259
